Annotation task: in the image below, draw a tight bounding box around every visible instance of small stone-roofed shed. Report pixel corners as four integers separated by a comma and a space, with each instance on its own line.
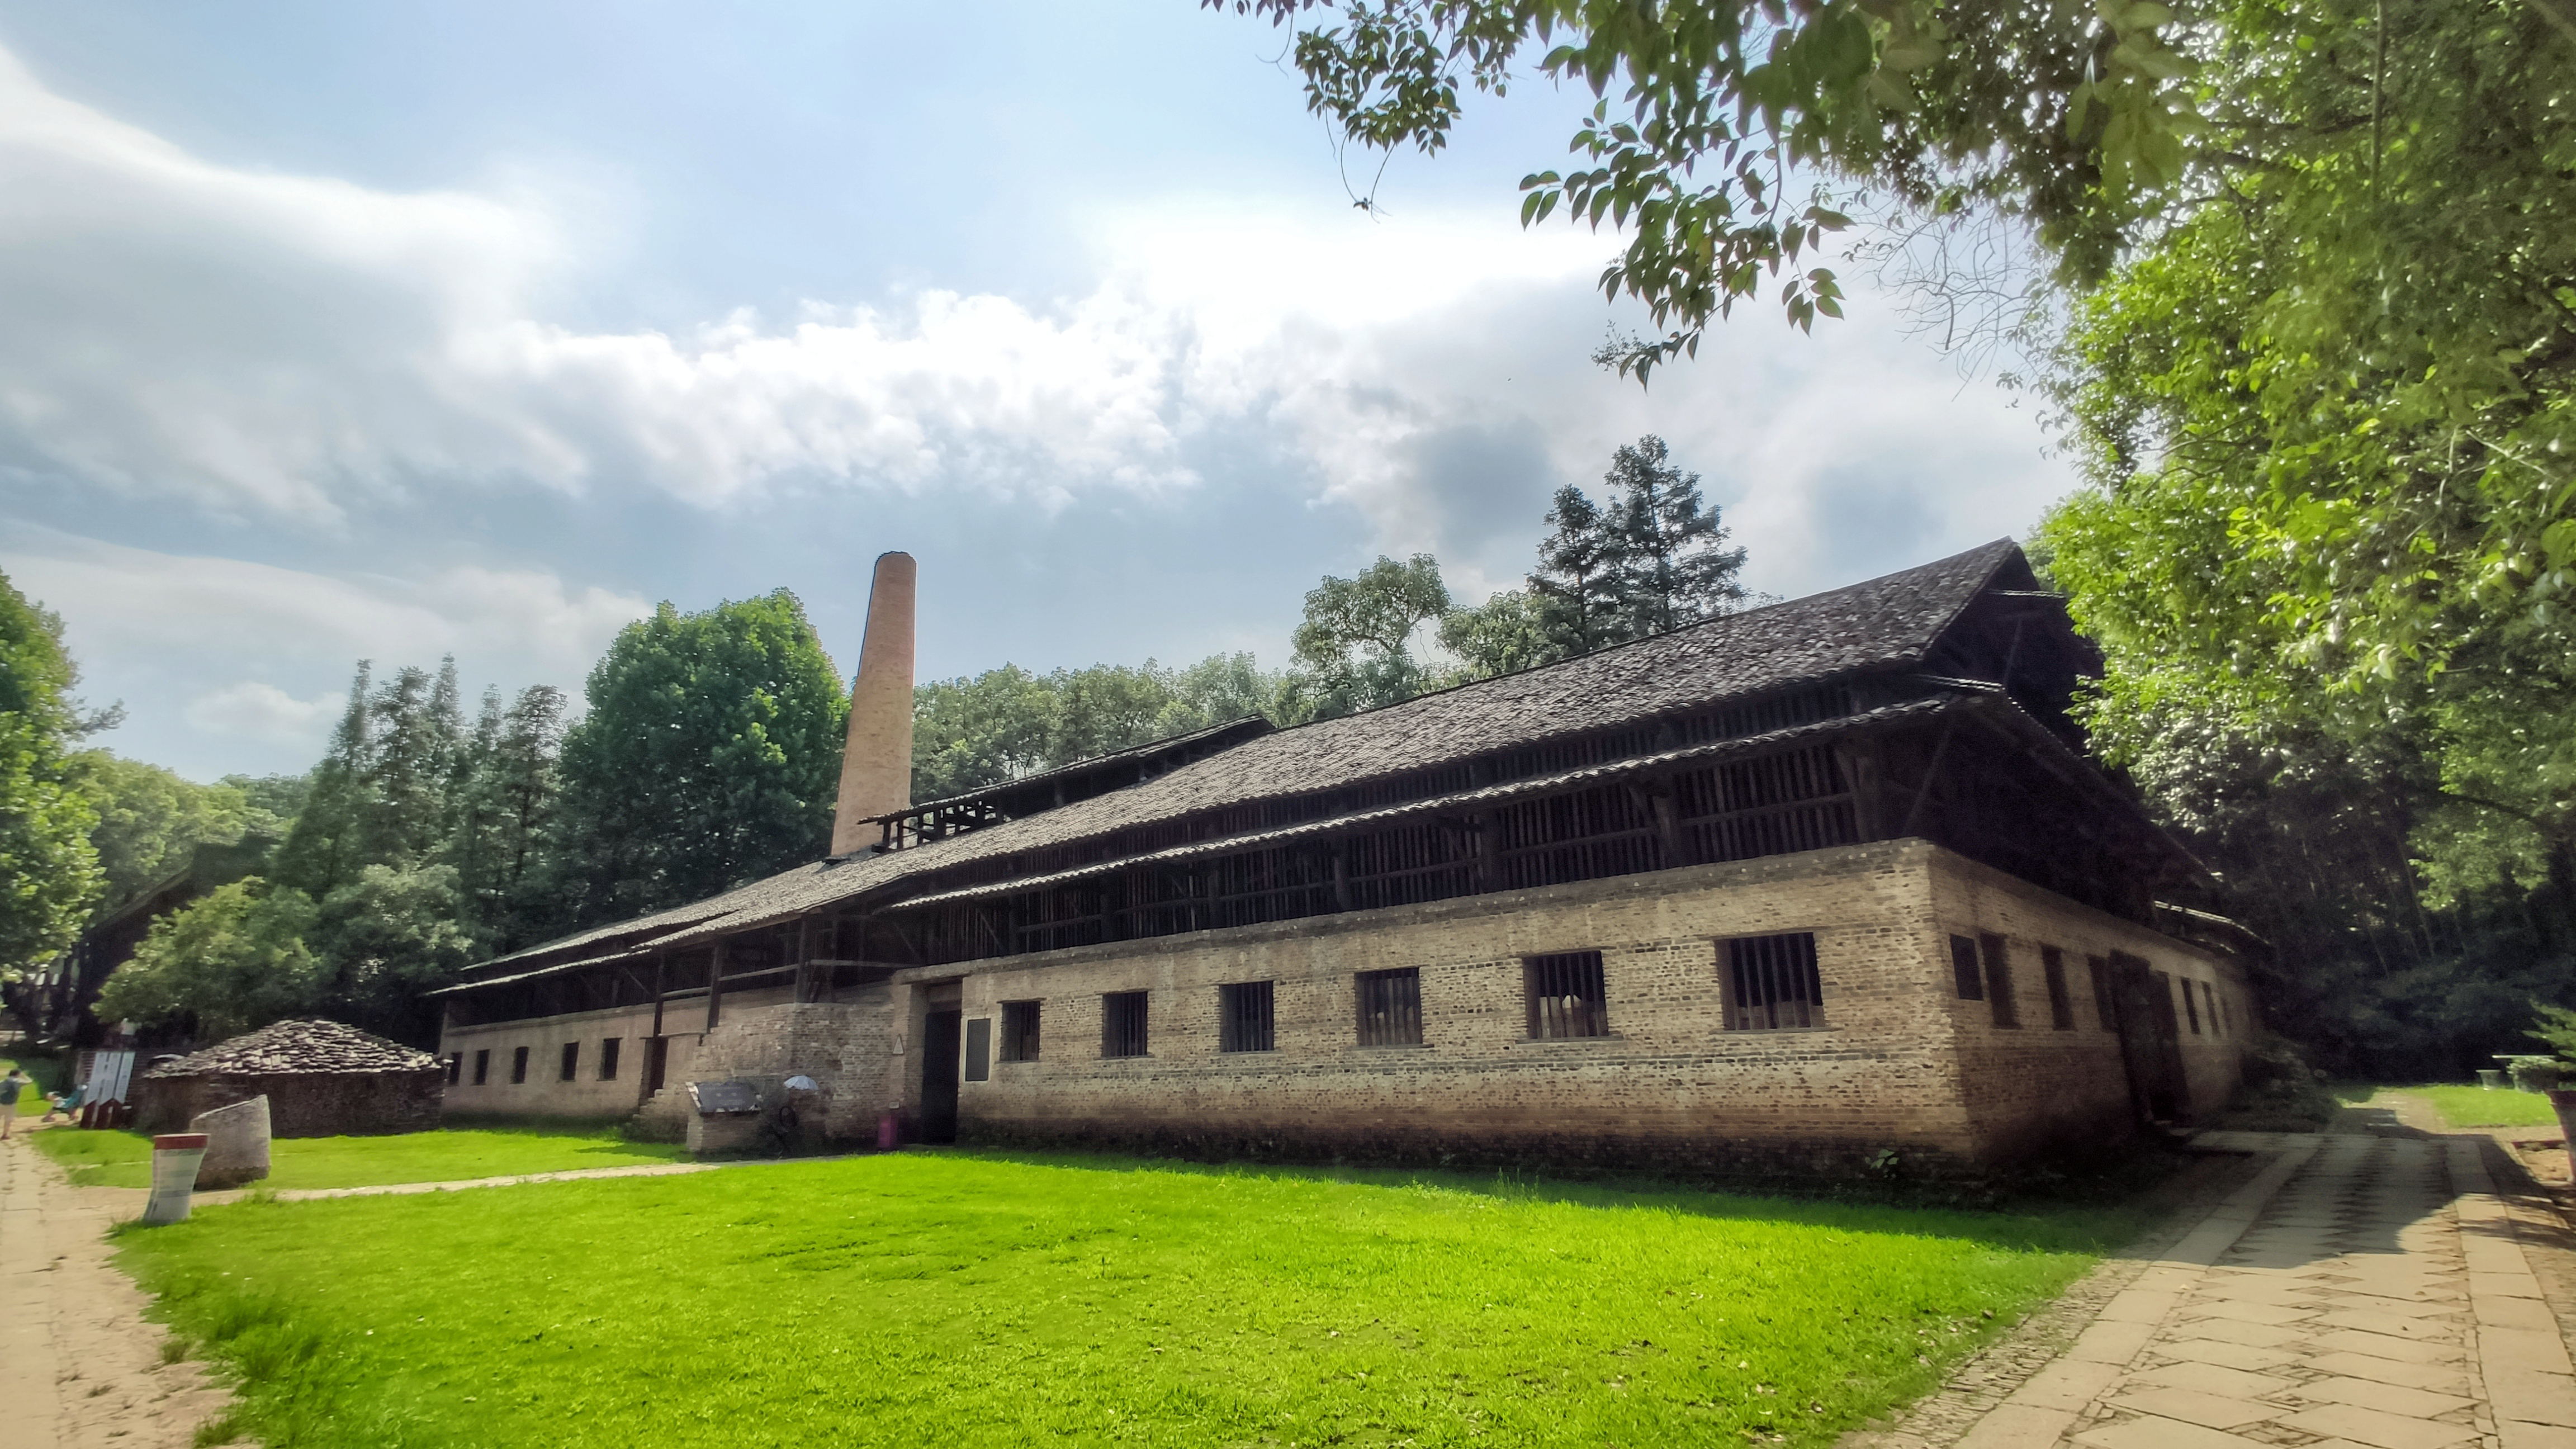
135, 1018, 443, 1137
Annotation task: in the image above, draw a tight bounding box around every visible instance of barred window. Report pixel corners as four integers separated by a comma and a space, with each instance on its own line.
2042, 948, 2075, 1030
1723, 932, 1823, 1030
1949, 935, 1985, 1000
964, 1018, 992, 1081
1001, 1000, 1041, 1062
2087, 955, 2117, 1030
599, 1037, 622, 1081
1524, 951, 1608, 1039
1355, 968, 1422, 1047
1220, 981, 1276, 1053
472, 1049, 490, 1086
1981, 934, 2019, 1028
1101, 991, 1149, 1058
510, 1045, 529, 1084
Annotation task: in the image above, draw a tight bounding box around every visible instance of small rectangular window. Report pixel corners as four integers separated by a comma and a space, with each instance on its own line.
2042, 948, 2075, 1030
2202, 981, 2222, 1037
1220, 981, 1276, 1052
1355, 968, 1422, 1047
2087, 955, 2117, 1030
444, 1053, 462, 1085
1949, 935, 1985, 1000
558, 1041, 580, 1082
1000, 1000, 1041, 1062
510, 1045, 529, 1085
964, 1018, 992, 1081
598, 1037, 621, 1081
1524, 951, 1608, 1039
1102, 991, 1149, 1058
1981, 934, 2019, 1028
2180, 976, 2201, 1034
1723, 933, 1822, 1030
472, 1049, 490, 1086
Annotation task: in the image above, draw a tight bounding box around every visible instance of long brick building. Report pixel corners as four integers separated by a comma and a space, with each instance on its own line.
433, 541, 2257, 1175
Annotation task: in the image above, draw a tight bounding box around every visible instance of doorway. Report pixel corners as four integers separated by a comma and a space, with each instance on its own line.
919, 1008, 963, 1144
643, 1036, 670, 1100
2106, 951, 2190, 1124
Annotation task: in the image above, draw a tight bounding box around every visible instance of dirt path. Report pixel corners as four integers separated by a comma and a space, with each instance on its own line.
0, 1134, 232, 1449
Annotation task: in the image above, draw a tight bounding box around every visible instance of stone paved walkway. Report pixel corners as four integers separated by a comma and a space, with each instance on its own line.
1951, 1131, 2576, 1449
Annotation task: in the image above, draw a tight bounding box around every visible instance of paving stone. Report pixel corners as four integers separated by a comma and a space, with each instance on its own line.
2066, 1320, 2157, 1365
2470, 1272, 2547, 1300
2309, 1328, 2471, 1365
2317, 1308, 2461, 1339
2128, 1361, 2295, 1399
2315, 1292, 2464, 1318
2184, 1300, 2318, 1327
2479, 1328, 2576, 1376
2271, 1404, 2480, 1449
2073, 1416, 2277, 1449
1953, 1402, 2077, 1448
2497, 1420, 2576, 1448
2103, 1387, 2282, 1429
2003, 1359, 2122, 1411
2188, 1319, 2310, 1347
2154, 1339, 2303, 1372
2301, 1351, 2473, 1393
2487, 1367, 2576, 1428
2476, 1297, 2565, 1334
2290, 1376, 2478, 1418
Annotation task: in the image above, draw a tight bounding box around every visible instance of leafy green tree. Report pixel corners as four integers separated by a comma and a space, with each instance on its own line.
0, 571, 103, 976
271, 664, 379, 898
1601, 435, 1747, 634
94, 879, 322, 1040
310, 863, 479, 1041
448, 684, 566, 953
1438, 589, 1561, 678
552, 591, 849, 924
1527, 485, 1621, 658
1291, 555, 1453, 714
912, 664, 1059, 799
911, 654, 1308, 801
67, 753, 262, 908
1211, 0, 2205, 375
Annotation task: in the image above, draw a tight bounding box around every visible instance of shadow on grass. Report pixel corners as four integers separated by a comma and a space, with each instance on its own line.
880, 1140, 2206, 1255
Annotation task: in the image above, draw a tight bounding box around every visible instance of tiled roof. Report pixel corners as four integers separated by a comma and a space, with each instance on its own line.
143, 1018, 439, 1078
463, 539, 2025, 978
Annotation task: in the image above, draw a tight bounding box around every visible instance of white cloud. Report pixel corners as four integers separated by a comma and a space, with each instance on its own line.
183, 683, 344, 745
0, 37, 2070, 600
0, 529, 651, 686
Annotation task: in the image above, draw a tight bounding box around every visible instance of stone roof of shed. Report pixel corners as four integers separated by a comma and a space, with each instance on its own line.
462, 539, 2026, 979
143, 1018, 439, 1078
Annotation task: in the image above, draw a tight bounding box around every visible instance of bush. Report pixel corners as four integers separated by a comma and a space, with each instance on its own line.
2212, 1036, 2339, 1130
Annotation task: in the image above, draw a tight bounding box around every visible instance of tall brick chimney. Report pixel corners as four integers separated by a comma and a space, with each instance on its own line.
830, 551, 916, 856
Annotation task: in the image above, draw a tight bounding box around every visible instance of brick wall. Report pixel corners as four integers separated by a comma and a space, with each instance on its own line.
919, 839, 2244, 1176
436, 984, 797, 1120
1924, 850, 2247, 1158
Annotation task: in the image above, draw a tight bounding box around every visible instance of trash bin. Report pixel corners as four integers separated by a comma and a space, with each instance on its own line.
143, 1134, 210, 1225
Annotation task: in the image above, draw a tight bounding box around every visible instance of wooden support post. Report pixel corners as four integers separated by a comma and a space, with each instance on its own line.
705, 941, 726, 1032
1650, 785, 1687, 866
650, 954, 667, 1037
1330, 845, 1352, 912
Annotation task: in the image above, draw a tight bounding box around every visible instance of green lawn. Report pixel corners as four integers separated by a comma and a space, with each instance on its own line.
32, 1124, 684, 1190
118, 1150, 2153, 1449
2399, 1084, 2566, 1130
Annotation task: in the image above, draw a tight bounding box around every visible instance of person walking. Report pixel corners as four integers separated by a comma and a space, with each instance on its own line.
0, 1067, 28, 1139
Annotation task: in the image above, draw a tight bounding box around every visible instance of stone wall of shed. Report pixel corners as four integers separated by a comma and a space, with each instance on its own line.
1924, 851, 2246, 1159
928, 840, 1980, 1176
135, 1069, 443, 1137
927, 840, 2249, 1176
437, 984, 796, 1121
626, 993, 897, 1142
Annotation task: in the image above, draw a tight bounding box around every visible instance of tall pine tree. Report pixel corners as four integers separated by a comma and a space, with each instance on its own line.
1600, 436, 1748, 637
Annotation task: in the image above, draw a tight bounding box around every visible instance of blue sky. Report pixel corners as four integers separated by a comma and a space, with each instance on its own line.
0, 2, 2073, 782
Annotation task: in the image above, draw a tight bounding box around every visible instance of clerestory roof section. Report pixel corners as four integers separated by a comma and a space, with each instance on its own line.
458, 538, 2043, 981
